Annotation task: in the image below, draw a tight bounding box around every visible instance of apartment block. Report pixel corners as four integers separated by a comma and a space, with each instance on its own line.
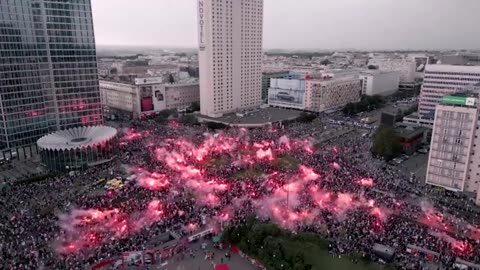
426, 94, 480, 205
100, 78, 199, 119
305, 76, 361, 113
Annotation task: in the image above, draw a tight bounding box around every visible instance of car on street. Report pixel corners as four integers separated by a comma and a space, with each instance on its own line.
391, 158, 404, 165
417, 148, 429, 154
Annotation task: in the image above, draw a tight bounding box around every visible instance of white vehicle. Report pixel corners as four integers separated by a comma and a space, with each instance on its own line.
392, 158, 404, 165
417, 148, 429, 154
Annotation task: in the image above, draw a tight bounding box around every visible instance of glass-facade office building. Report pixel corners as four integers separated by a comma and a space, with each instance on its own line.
0, 0, 102, 159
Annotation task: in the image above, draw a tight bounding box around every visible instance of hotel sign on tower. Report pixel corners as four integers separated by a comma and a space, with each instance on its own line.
198, 0, 206, 51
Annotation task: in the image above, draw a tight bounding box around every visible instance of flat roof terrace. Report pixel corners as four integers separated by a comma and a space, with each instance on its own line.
198, 107, 303, 127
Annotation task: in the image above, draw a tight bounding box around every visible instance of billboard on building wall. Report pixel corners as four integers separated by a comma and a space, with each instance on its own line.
442, 96, 476, 106
442, 96, 466, 105
268, 79, 305, 109
140, 86, 154, 112
153, 87, 167, 111
140, 85, 167, 113
414, 57, 428, 73
135, 77, 163, 85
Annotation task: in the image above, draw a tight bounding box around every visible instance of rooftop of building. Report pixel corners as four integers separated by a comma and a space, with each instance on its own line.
375, 58, 414, 63
100, 74, 140, 85
441, 53, 480, 60
271, 74, 360, 83
425, 63, 480, 71
450, 91, 480, 98
37, 126, 118, 151
359, 70, 400, 76
164, 81, 200, 87
262, 70, 290, 75
309, 74, 360, 83
395, 124, 427, 139
100, 75, 198, 86
198, 107, 303, 127
323, 68, 364, 75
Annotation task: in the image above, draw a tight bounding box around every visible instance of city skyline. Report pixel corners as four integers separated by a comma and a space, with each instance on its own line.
92, 0, 480, 50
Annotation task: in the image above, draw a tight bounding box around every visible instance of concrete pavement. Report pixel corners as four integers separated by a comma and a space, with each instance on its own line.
162, 241, 257, 270
399, 153, 429, 184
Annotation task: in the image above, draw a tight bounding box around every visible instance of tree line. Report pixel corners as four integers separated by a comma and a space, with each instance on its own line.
342, 95, 385, 116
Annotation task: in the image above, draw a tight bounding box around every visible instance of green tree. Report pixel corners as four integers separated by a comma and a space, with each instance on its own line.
178, 114, 198, 125
154, 116, 168, 124
190, 102, 200, 112
175, 52, 187, 57
168, 74, 175, 84
157, 109, 178, 119
248, 223, 282, 251
342, 95, 385, 116
320, 59, 332, 65
342, 103, 356, 115
371, 127, 402, 160
206, 122, 228, 130
154, 109, 177, 124
297, 112, 317, 123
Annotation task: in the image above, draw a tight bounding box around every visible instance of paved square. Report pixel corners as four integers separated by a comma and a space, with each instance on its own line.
161, 241, 257, 270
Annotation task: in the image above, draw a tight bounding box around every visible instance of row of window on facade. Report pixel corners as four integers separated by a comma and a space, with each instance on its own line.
425, 71, 480, 76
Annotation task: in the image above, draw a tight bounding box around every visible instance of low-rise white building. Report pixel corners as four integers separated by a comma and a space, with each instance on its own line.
266, 76, 361, 113
360, 71, 400, 96
100, 80, 139, 116
163, 83, 201, 111
305, 76, 361, 113
377, 59, 416, 83
100, 77, 199, 119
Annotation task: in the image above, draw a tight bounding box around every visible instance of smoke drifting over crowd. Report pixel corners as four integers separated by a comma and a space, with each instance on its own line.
54, 126, 480, 264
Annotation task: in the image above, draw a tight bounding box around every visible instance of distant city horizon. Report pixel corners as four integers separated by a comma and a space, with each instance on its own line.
92, 0, 480, 51
95, 44, 480, 53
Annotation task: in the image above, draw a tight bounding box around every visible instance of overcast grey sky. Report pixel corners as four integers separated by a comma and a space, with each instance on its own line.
91, 0, 480, 50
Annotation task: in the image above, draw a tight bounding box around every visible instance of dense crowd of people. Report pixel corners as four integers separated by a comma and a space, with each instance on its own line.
1, 118, 480, 270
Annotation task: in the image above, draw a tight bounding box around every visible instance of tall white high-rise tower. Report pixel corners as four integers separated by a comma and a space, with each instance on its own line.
197, 0, 263, 117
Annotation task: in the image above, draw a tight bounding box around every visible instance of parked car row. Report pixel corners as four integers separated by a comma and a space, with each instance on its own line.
327, 119, 376, 130
388, 154, 413, 166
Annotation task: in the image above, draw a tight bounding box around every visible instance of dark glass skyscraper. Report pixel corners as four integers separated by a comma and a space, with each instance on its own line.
0, 0, 102, 158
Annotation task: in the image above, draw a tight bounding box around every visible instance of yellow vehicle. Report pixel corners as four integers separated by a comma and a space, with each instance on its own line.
105, 178, 124, 189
